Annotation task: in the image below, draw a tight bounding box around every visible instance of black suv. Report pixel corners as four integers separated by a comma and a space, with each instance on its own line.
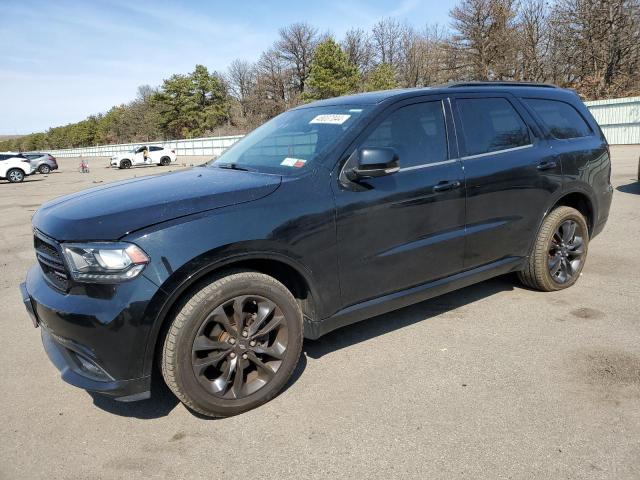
21, 82, 613, 417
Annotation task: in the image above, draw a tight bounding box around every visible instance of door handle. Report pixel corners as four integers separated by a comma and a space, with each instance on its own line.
537, 161, 557, 171
433, 180, 461, 193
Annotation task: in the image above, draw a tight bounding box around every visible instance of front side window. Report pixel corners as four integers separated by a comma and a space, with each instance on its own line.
360, 101, 448, 168
213, 105, 370, 174
457, 98, 531, 156
523, 98, 592, 139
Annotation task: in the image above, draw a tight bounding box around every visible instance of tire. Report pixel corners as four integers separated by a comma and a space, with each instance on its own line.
7, 168, 25, 183
518, 206, 589, 291
160, 156, 171, 166
38, 164, 51, 174
120, 159, 132, 169
161, 270, 303, 417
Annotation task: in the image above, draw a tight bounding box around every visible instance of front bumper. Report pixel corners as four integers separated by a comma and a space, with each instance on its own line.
40, 326, 151, 401
20, 265, 159, 401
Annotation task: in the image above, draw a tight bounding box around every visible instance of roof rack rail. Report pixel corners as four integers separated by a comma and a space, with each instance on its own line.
443, 81, 559, 89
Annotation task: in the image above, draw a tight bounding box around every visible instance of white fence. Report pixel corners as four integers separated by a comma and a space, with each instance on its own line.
47, 96, 640, 158
49, 135, 244, 158
584, 96, 640, 145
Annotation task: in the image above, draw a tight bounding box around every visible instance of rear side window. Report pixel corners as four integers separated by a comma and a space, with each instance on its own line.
456, 98, 531, 156
523, 98, 592, 139
0, 155, 8, 161
362, 101, 448, 168
149, 146, 163, 151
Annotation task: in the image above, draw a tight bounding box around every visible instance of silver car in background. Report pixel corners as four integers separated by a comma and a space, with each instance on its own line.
23, 152, 58, 174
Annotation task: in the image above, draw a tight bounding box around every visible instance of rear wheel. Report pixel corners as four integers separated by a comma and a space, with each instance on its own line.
161, 271, 303, 417
160, 156, 171, 166
38, 164, 51, 174
7, 168, 25, 183
120, 159, 132, 169
518, 206, 589, 291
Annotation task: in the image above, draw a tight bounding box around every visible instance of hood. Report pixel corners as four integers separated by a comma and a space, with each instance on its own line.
33, 167, 281, 241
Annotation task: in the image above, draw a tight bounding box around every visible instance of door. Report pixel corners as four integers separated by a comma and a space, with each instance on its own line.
450, 94, 563, 269
333, 98, 466, 307
148, 146, 164, 163
133, 146, 147, 165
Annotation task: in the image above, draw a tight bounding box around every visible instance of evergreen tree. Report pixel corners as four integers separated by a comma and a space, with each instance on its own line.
304, 39, 360, 100
364, 63, 398, 91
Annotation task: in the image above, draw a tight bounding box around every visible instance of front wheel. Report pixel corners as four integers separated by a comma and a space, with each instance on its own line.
7, 168, 25, 183
518, 206, 589, 291
161, 271, 303, 417
120, 159, 132, 169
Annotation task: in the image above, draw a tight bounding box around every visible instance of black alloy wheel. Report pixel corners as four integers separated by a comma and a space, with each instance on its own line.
162, 271, 303, 417
160, 157, 171, 166
120, 159, 132, 169
518, 206, 589, 291
191, 295, 288, 399
548, 219, 585, 284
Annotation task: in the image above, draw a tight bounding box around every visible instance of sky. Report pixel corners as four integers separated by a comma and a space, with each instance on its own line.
0, 0, 456, 134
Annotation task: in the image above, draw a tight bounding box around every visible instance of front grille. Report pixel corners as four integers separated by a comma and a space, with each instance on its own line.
34, 231, 70, 291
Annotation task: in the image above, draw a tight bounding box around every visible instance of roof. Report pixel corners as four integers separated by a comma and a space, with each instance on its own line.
300, 81, 573, 108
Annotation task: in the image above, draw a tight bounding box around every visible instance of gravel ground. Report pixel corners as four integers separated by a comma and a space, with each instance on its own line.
1, 147, 639, 480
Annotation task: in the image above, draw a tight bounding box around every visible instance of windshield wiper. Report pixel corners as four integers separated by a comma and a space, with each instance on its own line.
216, 163, 252, 171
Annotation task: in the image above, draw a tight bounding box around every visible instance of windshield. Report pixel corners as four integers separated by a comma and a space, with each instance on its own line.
212, 105, 370, 174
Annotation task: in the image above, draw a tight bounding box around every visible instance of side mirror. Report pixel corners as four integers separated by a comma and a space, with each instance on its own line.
347, 147, 400, 180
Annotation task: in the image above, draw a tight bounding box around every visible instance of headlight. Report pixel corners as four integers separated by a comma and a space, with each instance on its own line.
61, 242, 149, 283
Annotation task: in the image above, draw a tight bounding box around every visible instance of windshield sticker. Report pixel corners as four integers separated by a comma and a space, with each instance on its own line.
309, 114, 351, 125
281, 158, 307, 168
348, 108, 363, 113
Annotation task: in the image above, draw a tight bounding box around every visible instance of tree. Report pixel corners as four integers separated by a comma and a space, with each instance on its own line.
153, 65, 230, 138
254, 48, 290, 119
276, 22, 318, 94
342, 28, 374, 75
517, 0, 551, 82
450, 0, 519, 79
227, 59, 256, 119
371, 18, 405, 68
365, 63, 398, 91
304, 38, 360, 100
549, 0, 640, 98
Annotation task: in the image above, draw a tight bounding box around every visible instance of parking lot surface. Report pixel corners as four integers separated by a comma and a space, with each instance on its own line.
2, 148, 639, 479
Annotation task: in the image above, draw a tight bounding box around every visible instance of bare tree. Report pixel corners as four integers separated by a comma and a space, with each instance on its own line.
517, 0, 550, 81
275, 22, 318, 94
253, 48, 291, 119
227, 59, 256, 118
342, 28, 374, 74
550, 0, 640, 98
371, 18, 405, 68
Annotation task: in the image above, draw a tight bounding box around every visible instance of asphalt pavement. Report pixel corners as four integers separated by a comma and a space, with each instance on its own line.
1, 147, 639, 479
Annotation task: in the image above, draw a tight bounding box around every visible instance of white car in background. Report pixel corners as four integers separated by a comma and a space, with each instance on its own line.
110, 145, 177, 169
0, 152, 34, 183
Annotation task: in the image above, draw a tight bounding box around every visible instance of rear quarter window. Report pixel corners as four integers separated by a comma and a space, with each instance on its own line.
523, 98, 592, 139
456, 97, 531, 156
